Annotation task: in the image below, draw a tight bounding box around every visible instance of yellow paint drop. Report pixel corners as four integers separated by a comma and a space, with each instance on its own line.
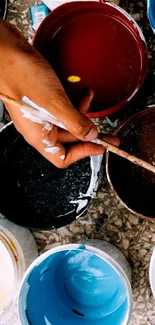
67, 75, 81, 83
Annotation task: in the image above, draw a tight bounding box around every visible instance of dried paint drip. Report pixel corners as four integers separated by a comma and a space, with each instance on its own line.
0, 130, 92, 229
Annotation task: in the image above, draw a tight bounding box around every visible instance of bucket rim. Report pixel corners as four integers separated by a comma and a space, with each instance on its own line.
33, 1, 148, 119
0, 122, 102, 230
106, 106, 155, 221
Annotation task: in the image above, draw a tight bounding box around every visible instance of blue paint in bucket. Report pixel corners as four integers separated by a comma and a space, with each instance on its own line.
18, 246, 131, 325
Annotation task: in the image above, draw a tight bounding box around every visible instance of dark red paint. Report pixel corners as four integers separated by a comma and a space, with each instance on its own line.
34, 2, 147, 117
107, 108, 155, 220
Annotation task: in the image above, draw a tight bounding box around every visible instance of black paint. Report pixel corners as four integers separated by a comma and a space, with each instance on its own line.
72, 309, 84, 317
0, 124, 92, 229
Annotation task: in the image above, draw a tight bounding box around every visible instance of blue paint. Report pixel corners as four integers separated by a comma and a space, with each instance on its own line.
148, 0, 155, 31
19, 249, 128, 325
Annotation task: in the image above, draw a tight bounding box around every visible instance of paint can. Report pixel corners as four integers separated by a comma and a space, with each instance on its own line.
0, 122, 102, 230
33, 1, 147, 118
0, 216, 38, 325
149, 247, 155, 297
18, 242, 133, 325
85, 239, 131, 281
106, 107, 155, 221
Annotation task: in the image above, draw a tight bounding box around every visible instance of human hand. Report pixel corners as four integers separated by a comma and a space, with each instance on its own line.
0, 20, 119, 167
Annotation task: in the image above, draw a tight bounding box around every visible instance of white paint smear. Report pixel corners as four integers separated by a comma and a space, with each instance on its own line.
0, 240, 14, 314
70, 154, 103, 213
45, 146, 60, 154
42, 139, 54, 147
22, 96, 57, 121
21, 108, 45, 125
21, 96, 66, 130
43, 122, 53, 132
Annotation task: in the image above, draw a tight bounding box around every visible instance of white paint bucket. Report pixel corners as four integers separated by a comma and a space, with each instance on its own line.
0, 217, 38, 324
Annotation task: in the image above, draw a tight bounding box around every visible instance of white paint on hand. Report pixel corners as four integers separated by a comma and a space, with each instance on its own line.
91, 138, 102, 145
43, 122, 53, 131
42, 139, 54, 147
21, 108, 45, 124
60, 155, 65, 160
21, 96, 66, 130
44, 146, 60, 154
22, 96, 57, 120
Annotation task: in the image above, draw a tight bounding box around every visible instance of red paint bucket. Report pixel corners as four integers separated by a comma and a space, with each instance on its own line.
34, 1, 147, 118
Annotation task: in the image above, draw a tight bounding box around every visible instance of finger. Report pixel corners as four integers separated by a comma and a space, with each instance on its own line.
59, 142, 105, 167
39, 140, 66, 164
53, 135, 120, 168
58, 129, 120, 147
78, 89, 94, 114
57, 89, 94, 143
6, 102, 120, 168
58, 129, 78, 143
37, 141, 104, 169
6, 103, 67, 167
98, 134, 120, 147
5, 102, 58, 148
41, 124, 58, 147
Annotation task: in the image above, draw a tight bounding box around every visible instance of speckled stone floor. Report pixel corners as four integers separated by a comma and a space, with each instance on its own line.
5, 0, 155, 324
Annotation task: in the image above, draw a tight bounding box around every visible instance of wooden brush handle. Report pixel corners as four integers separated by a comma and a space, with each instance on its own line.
0, 92, 65, 127
99, 139, 155, 174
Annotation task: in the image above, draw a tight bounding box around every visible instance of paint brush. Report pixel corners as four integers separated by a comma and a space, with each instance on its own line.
97, 139, 155, 174
0, 92, 67, 130
0, 92, 155, 174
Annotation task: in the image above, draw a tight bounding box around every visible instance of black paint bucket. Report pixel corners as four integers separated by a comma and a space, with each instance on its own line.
0, 123, 102, 230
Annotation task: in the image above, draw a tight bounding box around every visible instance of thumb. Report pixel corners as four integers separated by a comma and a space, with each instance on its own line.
64, 107, 98, 141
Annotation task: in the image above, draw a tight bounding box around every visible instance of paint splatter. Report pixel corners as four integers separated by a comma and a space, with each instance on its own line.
42, 139, 54, 147
44, 147, 60, 154
67, 75, 81, 82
